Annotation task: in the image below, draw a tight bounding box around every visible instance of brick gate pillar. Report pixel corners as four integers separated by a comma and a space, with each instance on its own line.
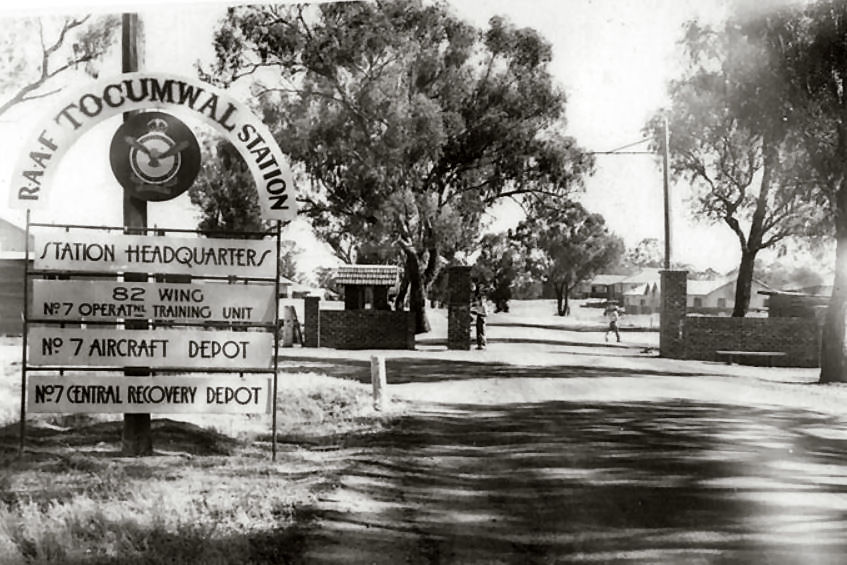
660, 270, 687, 358
447, 266, 472, 350
304, 296, 320, 347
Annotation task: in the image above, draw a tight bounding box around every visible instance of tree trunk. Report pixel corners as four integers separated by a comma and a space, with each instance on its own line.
401, 247, 430, 334
731, 249, 758, 317
555, 283, 566, 316
394, 272, 409, 310
820, 219, 847, 383
562, 285, 570, 316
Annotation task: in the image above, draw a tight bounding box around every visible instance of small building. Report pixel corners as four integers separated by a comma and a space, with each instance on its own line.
622, 282, 660, 314
584, 274, 628, 300
0, 216, 33, 253
687, 278, 770, 314
0, 217, 33, 336
761, 290, 828, 319
581, 269, 661, 302
620, 268, 660, 292
792, 284, 833, 297
334, 264, 400, 310
303, 264, 415, 349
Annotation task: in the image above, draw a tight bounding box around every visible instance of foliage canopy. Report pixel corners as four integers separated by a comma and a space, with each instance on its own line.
203, 0, 593, 331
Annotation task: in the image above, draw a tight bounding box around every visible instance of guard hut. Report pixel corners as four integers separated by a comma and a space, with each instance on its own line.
304, 265, 415, 349
336, 265, 399, 311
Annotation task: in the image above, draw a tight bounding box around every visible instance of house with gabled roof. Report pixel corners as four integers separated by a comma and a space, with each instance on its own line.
687, 277, 771, 313
622, 281, 660, 314
584, 268, 662, 304
580, 273, 628, 300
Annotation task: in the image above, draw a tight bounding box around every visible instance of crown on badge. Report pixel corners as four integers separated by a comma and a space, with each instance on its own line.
147, 117, 169, 132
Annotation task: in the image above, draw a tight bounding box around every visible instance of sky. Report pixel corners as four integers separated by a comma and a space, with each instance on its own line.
0, 0, 778, 274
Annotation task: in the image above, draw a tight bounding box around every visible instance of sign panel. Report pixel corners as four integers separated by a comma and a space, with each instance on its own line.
33, 232, 276, 277
27, 374, 271, 414
109, 111, 202, 201
10, 72, 296, 221
28, 327, 273, 369
32, 279, 275, 324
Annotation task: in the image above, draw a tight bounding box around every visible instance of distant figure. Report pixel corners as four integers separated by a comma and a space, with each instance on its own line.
471, 285, 487, 350
604, 304, 621, 343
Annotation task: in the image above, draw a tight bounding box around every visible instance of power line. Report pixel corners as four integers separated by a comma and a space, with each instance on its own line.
605, 137, 652, 153
589, 150, 654, 155
587, 138, 656, 155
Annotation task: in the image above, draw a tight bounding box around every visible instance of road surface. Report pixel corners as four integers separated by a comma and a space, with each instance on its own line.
277, 328, 847, 564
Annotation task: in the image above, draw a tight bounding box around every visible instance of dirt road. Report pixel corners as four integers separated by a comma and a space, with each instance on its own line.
278, 325, 847, 564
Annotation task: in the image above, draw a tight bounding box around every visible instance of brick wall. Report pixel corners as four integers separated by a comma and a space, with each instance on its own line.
319, 310, 415, 350
683, 316, 821, 367
447, 266, 472, 350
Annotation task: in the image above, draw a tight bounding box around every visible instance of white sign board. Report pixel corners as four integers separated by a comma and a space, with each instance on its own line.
33, 232, 276, 277
28, 327, 273, 369
32, 279, 276, 324
27, 374, 271, 414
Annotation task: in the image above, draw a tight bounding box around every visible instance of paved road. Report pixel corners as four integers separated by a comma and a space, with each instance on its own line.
297, 398, 847, 564
275, 319, 844, 564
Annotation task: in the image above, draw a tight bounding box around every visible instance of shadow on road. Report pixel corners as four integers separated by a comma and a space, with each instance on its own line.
488, 321, 655, 333
278, 355, 716, 385
297, 400, 847, 564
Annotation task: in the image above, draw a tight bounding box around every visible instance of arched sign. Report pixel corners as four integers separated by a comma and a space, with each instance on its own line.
8, 72, 296, 222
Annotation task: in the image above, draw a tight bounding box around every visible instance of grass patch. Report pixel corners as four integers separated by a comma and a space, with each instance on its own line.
0, 337, 390, 563
0, 470, 320, 564
0, 430, 345, 563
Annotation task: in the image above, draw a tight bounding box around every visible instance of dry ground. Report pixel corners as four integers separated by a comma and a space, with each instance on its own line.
2, 301, 845, 564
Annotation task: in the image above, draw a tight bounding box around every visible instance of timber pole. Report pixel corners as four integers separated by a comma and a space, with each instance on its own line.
120, 13, 152, 456
662, 115, 672, 270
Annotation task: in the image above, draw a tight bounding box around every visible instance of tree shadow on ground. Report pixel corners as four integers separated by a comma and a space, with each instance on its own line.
488, 321, 653, 333
292, 400, 847, 564
278, 355, 715, 385
4, 401, 845, 563
0, 418, 240, 461
485, 337, 646, 350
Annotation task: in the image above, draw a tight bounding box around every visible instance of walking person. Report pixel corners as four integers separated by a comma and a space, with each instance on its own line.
604, 303, 621, 343
471, 285, 487, 350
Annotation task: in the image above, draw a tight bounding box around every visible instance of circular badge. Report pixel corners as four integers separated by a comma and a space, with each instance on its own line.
109, 111, 201, 202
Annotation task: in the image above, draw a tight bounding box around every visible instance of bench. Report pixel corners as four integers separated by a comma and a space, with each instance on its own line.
715, 350, 787, 367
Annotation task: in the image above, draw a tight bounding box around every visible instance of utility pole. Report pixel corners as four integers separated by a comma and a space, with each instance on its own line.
588, 120, 673, 269
662, 115, 671, 270
121, 13, 152, 456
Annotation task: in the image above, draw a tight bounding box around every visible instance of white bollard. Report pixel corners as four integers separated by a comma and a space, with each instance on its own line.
370, 355, 388, 411
281, 306, 294, 347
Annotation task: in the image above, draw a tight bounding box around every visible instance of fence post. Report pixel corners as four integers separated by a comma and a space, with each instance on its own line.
370, 355, 387, 411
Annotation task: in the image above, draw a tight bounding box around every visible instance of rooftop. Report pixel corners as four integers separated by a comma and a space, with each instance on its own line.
590, 274, 628, 286
334, 264, 400, 286
623, 282, 658, 296
687, 279, 732, 296
621, 268, 661, 285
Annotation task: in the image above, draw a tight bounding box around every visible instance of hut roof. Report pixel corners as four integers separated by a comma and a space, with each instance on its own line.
334, 265, 400, 286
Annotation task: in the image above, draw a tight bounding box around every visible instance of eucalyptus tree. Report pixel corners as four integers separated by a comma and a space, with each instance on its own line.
0, 14, 119, 117
201, 0, 592, 332
472, 231, 524, 313
648, 15, 821, 317
752, 0, 847, 382
516, 200, 623, 317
